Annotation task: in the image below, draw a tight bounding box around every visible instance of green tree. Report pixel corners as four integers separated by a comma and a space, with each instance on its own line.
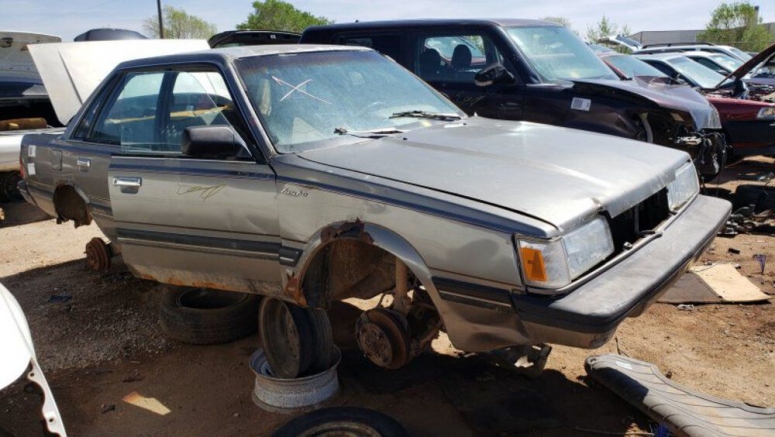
585, 16, 630, 42
697, 1, 772, 51
237, 0, 333, 33
142, 5, 217, 39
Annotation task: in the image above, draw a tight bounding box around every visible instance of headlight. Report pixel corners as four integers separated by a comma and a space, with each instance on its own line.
757, 107, 775, 120
667, 161, 699, 212
517, 217, 614, 292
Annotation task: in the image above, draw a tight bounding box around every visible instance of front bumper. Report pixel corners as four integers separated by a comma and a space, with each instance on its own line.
511, 194, 731, 348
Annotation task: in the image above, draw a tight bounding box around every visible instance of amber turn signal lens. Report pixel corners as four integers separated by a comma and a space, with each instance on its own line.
521, 247, 547, 282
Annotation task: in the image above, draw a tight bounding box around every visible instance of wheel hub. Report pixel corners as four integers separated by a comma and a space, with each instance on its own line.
355, 308, 410, 369
85, 237, 111, 271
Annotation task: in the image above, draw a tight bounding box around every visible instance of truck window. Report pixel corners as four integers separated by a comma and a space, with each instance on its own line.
335, 35, 401, 61
90, 72, 164, 146
415, 33, 503, 84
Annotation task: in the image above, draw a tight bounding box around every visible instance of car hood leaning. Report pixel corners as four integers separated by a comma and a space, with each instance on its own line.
298, 118, 688, 231
719, 41, 775, 87
572, 77, 722, 130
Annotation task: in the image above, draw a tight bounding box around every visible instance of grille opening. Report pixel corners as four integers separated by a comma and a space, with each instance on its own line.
609, 189, 670, 252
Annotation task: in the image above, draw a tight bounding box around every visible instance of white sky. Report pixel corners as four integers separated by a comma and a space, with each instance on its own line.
3, 0, 773, 41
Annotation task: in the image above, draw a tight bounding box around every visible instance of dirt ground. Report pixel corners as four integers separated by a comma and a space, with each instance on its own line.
1, 157, 774, 437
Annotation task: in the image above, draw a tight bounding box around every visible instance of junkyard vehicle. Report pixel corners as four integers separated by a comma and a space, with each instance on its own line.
595, 35, 642, 53
0, 282, 67, 436
634, 42, 752, 62
300, 19, 728, 179
0, 31, 63, 201
602, 52, 775, 159
19, 44, 730, 377
682, 51, 743, 76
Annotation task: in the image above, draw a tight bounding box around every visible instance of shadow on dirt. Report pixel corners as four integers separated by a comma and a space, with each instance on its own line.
330, 301, 646, 436
0, 200, 51, 227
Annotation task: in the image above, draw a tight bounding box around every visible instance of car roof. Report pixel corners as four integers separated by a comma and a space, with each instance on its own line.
116, 44, 371, 70
304, 18, 557, 32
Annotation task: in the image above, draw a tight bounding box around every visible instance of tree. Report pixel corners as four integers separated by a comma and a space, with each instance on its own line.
142, 5, 217, 39
542, 16, 573, 29
697, 1, 773, 51
586, 16, 630, 42
237, 0, 333, 33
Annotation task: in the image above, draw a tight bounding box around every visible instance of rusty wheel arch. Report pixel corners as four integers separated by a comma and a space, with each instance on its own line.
52, 184, 92, 228
285, 221, 438, 311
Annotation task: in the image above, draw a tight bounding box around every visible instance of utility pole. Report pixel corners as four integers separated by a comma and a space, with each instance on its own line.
157, 0, 164, 38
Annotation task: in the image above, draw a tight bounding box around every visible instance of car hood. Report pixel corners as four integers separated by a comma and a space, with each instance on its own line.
719, 41, 775, 87
572, 77, 722, 130
28, 39, 209, 125
298, 118, 688, 230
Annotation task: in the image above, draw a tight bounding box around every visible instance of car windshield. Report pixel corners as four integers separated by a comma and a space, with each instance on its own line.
708, 53, 743, 70
235, 50, 462, 153
605, 54, 667, 78
728, 46, 752, 61
668, 56, 727, 88
506, 26, 619, 81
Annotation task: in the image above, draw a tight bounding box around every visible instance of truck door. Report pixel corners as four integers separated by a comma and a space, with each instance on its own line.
411, 31, 524, 120
100, 67, 282, 294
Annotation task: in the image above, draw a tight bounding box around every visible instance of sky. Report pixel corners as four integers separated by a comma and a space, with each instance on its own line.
3, 0, 773, 41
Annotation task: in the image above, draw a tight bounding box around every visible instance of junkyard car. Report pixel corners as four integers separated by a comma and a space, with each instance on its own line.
602, 52, 775, 159
0, 282, 66, 436
301, 19, 727, 179
634, 42, 752, 62
20, 44, 730, 375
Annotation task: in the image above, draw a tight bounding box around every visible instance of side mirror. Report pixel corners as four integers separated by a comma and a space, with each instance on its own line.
474, 64, 515, 87
182, 125, 247, 158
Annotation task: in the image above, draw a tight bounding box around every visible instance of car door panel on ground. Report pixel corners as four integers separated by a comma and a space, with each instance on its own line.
89, 67, 282, 293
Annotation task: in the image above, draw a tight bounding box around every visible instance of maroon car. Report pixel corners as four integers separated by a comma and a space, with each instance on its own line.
600, 51, 775, 160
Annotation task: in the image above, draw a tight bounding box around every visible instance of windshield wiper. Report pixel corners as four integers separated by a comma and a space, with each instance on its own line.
333, 127, 405, 138
389, 110, 462, 121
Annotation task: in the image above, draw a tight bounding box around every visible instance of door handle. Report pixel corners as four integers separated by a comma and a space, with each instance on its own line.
113, 177, 142, 188
77, 157, 91, 172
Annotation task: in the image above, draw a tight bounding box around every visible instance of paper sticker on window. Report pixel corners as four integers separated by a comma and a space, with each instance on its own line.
28, 145, 36, 157
27, 163, 36, 176
571, 97, 591, 111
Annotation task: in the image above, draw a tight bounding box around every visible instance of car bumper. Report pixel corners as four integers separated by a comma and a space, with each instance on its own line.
510, 194, 731, 348
17, 180, 37, 206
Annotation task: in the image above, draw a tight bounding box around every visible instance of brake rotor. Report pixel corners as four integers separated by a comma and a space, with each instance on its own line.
85, 237, 111, 271
355, 308, 410, 369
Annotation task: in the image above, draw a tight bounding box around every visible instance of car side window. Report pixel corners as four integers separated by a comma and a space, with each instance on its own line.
89, 72, 164, 146
415, 33, 504, 84
89, 68, 252, 159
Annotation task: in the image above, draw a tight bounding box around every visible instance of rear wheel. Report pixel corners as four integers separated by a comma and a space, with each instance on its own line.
0, 171, 22, 202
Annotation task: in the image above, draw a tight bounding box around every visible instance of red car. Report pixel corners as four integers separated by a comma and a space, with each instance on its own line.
599, 50, 775, 160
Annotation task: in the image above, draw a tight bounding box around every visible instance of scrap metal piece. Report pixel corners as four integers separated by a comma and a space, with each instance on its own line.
585, 354, 775, 437
488, 344, 553, 379
85, 237, 111, 271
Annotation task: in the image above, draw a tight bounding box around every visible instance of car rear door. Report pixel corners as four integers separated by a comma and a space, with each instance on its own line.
101, 66, 282, 293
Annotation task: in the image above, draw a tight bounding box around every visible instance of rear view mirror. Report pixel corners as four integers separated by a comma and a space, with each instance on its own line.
182, 125, 247, 158
475, 64, 515, 87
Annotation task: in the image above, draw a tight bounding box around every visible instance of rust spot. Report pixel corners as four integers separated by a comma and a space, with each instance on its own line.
321, 219, 372, 244
283, 273, 307, 306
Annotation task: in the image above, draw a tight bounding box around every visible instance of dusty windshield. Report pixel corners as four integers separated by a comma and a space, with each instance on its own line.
235, 50, 463, 153
506, 26, 619, 82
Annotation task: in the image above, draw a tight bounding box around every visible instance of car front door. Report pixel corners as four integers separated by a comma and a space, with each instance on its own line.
410, 30, 524, 120
99, 66, 282, 294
